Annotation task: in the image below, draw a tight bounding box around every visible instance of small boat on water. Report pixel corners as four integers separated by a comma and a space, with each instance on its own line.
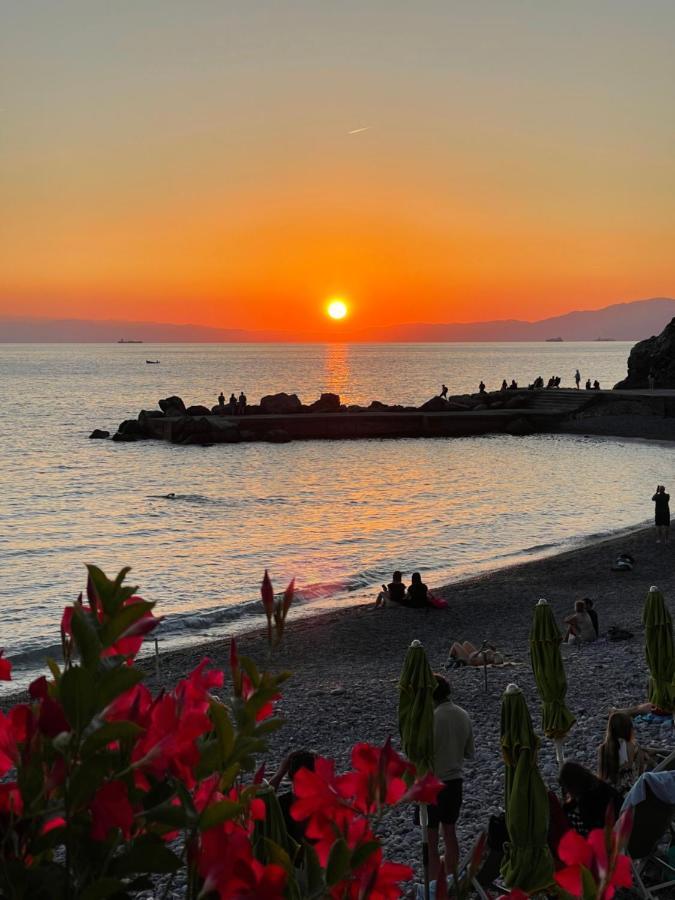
146, 360, 160, 364
118, 339, 143, 343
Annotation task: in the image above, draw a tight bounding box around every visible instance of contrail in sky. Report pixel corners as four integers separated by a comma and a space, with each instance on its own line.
348, 126, 371, 134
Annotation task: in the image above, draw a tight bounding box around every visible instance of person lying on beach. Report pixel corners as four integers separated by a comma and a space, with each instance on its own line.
449, 641, 504, 667
598, 711, 657, 796
564, 600, 597, 643
374, 571, 407, 608
559, 761, 621, 837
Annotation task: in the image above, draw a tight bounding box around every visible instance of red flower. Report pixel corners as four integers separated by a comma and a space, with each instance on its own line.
241, 672, 279, 721
555, 818, 633, 899
0, 649, 12, 681
0, 782, 23, 816
197, 824, 286, 899
101, 596, 161, 660
90, 781, 134, 841
291, 757, 345, 823
282, 579, 295, 616
400, 770, 444, 805
261, 570, 274, 619
339, 740, 414, 814
0, 711, 19, 776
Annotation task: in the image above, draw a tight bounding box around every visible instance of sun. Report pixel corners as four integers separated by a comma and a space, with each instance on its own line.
327, 298, 348, 320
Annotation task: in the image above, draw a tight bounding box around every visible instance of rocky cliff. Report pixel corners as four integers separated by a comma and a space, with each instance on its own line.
615, 316, 675, 389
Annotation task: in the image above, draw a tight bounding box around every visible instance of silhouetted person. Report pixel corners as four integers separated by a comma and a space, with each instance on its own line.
501, 379, 508, 392
648, 369, 656, 391
583, 598, 599, 637
407, 572, 430, 608
375, 570, 407, 608
440, 384, 448, 398
228, 393, 237, 414
585, 379, 592, 390
509, 379, 518, 390
478, 381, 486, 394
238, 391, 247, 414
653, 485, 670, 544
218, 391, 225, 407
593, 380, 600, 390
575, 369, 581, 389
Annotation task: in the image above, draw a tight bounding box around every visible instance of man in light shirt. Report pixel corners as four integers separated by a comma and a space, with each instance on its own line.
428, 674, 474, 883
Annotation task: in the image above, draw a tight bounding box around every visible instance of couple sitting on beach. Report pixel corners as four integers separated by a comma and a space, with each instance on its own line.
564, 598, 598, 643
374, 571, 448, 609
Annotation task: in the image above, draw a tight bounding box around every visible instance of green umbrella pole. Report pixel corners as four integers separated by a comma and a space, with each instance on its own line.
420, 802, 430, 900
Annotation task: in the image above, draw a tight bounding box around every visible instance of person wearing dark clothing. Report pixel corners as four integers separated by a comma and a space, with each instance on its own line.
407, 572, 430, 608
583, 598, 599, 637
218, 391, 225, 407
238, 391, 247, 415
585, 379, 592, 390
374, 571, 407, 608
478, 381, 486, 394
575, 370, 581, 389
593, 380, 600, 390
501, 379, 508, 392
440, 384, 448, 398
559, 762, 621, 837
270, 750, 317, 849
653, 485, 670, 544
228, 393, 237, 414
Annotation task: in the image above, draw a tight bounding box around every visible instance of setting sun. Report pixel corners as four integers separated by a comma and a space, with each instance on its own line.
327, 299, 348, 320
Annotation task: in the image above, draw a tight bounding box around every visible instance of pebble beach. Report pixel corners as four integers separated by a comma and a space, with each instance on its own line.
137, 522, 674, 880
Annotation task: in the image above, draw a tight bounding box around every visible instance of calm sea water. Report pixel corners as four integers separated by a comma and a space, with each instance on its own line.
0, 341, 670, 688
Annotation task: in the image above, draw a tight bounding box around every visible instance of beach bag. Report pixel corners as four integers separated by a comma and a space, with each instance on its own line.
607, 625, 633, 642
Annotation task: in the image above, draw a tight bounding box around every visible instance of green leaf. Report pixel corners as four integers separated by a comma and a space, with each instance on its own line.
79, 876, 125, 900
304, 844, 325, 895
99, 600, 156, 650
87, 564, 137, 617
81, 720, 143, 757
95, 664, 144, 711
59, 666, 96, 733
111, 835, 181, 876
46, 658, 61, 682
209, 700, 235, 761
70, 605, 103, 669
350, 840, 380, 871
68, 757, 110, 808
326, 838, 351, 886
143, 798, 194, 829
199, 800, 242, 831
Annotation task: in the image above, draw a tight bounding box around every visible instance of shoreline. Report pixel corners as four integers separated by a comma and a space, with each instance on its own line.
4, 520, 674, 876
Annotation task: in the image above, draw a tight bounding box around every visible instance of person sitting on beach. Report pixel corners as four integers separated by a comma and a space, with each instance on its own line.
449, 640, 504, 667
509, 379, 518, 390
421, 674, 474, 888
270, 749, 317, 847
652, 484, 670, 544
598, 711, 653, 796
374, 570, 407, 608
559, 761, 621, 836
564, 600, 597, 643
585, 378, 592, 390
406, 572, 430, 608
583, 597, 599, 637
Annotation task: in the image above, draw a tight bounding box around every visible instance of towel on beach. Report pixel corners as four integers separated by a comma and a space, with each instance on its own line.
621, 771, 675, 813
634, 712, 673, 725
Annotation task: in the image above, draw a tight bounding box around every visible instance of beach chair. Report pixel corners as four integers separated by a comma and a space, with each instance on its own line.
627, 785, 675, 898
653, 748, 675, 773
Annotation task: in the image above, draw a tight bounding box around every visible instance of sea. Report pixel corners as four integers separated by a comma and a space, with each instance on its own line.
1, 341, 670, 689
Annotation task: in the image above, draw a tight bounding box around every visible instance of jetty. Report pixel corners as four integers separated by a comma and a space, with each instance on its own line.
96, 386, 675, 445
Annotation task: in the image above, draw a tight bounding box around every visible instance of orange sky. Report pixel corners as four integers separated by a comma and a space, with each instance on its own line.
2, 2, 675, 337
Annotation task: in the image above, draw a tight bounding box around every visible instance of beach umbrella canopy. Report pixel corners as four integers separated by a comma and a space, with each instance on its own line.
500, 684, 553, 894
643, 586, 675, 712
398, 639, 436, 774
530, 599, 576, 740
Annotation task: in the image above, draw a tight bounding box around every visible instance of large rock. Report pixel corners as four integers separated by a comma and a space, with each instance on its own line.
89, 429, 110, 439
117, 419, 144, 437
186, 405, 211, 416
505, 416, 535, 436
419, 396, 449, 412
265, 428, 292, 443
159, 395, 187, 416
615, 317, 675, 388
307, 393, 341, 413
368, 400, 391, 411
259, 393, 303, 414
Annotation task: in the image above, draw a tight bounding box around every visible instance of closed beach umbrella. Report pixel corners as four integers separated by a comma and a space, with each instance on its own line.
500, 683, 553, 894
530, 598, 576, 764
643, 585, 675, 712
398, 639, 436, 900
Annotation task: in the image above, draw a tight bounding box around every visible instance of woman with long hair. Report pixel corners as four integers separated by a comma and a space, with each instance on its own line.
597, 712, 643, 795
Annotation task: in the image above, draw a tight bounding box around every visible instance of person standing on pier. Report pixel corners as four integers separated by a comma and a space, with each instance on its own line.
218, 391, 225, 407
238, 391, 247, 415
575, 369, 581, 389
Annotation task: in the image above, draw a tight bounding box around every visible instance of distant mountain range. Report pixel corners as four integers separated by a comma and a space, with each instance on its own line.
2, 297, 675, 342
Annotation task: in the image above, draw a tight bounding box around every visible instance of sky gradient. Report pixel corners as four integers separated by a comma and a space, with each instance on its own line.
2, 1, 675, 336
